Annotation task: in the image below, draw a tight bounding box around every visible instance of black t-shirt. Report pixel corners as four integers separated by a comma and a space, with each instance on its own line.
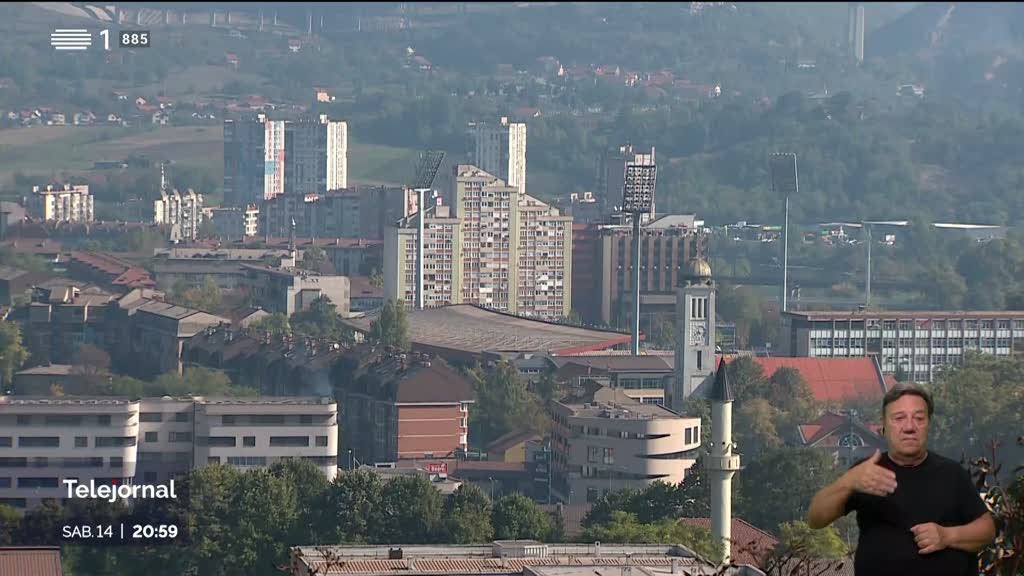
843, 450, 989, 576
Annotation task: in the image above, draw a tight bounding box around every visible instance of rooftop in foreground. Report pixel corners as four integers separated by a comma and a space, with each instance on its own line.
288, 541, 760, 576
344, 305, 631, 356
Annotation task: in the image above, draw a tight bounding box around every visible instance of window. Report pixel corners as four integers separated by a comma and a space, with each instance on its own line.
144, 432, 158, 443
19, 437, 59, 448
18, 477, 59, 489
316, 436, 328, 447
0, 437, 10, 448
227, 456, 267, 467
685, 428, 693, 445
998, 320, 1010, 330
243, 436, 256, 447
269, 436, 309, 447
175, 412, 190, 423
0, 478, 9, 488
981, 320, 994, 330
300, 415, 313, 425
95, 437, 135, 448
222, 415, 236, 425
205, 436, 236, 448
169, 432, 192, 443
899, 320, 912, 331
602, 447, 615, 465
31, 457, 47, 468
61, 457, 101, 468
16, 415, 30, 426
109, 457, 123, 468
45, 415, 82, 426
251, 415, 285, 425
140, 412, 162, 423
587, 446, 600, 463
74, 436, 87, 448
697, 351, 703, 371
97, 415, 111, 426
586, 487, 600, 503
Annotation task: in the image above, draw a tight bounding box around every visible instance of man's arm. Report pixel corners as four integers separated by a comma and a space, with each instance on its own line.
808, 449, 897, 529
912, 513, 996, 554
807, 475, 854, 529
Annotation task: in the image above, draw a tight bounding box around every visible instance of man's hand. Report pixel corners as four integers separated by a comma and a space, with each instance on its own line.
911, 522, 948, 554
844, 449, 897, 497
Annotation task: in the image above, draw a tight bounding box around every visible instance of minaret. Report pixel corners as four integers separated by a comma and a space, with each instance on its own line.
707, 358, 741, 563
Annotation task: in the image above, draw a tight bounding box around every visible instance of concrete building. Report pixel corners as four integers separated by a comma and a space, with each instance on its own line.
241, 264, 350, 317
65, 252, 156, 294
516, 194, 572, 319
572, 215, 706, 326
224, 113, 286, 206
26, 184, 94, 223
598, 145, 656, 219
262, 187, 418, 241
23, 284, 115, 366
468, 116, 527, 196
780, 310, 1024, 383
549, 354, 673, 406
289, 541, 757, 576
550, 386, 700, 505
224, 114, 347, 207
0, 395, 338, 509
337, 350, 474, 464
384, 204, 461, 309
154, 189, 203, 242
106, 290, 229, 379
207, 205, 259, 240
150, 247, 293, 291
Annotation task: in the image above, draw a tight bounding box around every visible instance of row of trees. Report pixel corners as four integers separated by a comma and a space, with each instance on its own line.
0, 461, 563, 576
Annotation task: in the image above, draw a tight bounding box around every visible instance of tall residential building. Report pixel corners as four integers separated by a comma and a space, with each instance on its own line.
384, 204, 461, 308
468, 117, 526, 196
224, 114, 347, 207
154, 189, 203, 242
206, 205, 259, 240
780, 310, 1024, 383
0, 395, 338, 509
224, 113, 285, 206
285, 114, 348, 196
550, 386, 700, 505
384, 166, 571, 319
598, 145, 657, 220
27, 184, 94, 223
517, 194, 572, 318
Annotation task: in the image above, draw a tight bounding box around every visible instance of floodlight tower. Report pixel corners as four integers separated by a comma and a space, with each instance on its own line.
622, 161, 657, 355
770, 153, 799, 313
410, 150, 446, 310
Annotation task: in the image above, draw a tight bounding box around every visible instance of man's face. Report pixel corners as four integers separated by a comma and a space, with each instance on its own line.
884, 394, 930, 459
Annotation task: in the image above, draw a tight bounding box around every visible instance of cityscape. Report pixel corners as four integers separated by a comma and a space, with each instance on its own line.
0, 3, 1021, 576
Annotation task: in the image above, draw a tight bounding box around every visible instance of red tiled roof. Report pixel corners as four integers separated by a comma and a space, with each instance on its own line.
678, 517, 778, 565
0, 547, 63, 576
799, 411, 883, 446
486, 429, 539, 454
724, 356, 887, 404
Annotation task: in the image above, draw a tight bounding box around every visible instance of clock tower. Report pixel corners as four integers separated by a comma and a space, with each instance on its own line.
670, 258, 715, 412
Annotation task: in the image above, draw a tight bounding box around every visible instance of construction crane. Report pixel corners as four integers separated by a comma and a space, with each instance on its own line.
409, 150, 446, 310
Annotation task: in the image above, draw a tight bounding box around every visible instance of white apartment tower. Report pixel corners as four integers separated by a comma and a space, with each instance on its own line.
154, 186, 204, 243
469, 117, 526, 196
27, 184, 94, 223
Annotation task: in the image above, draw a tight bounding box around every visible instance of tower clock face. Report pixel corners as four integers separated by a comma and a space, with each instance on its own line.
690, 323, 707, 346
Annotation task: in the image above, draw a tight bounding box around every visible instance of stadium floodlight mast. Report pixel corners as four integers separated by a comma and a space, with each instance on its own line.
410, 150, 446, 310
769, 152, 798, 313
622, 162, 657, 356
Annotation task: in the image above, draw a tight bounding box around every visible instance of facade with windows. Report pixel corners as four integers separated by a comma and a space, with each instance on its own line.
549, 387, 700, 505
0, 396, 337, 509
781, 311, 1024, 383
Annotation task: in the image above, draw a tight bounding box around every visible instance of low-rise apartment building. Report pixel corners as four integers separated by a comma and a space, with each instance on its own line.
550, 386, 700, 504
23, 284, 115, 366
781, 310, 1024, 383
0, 395, 338, 509
241, 264, 350, 317
206, 205, 260, 240
26, 184, 94, 223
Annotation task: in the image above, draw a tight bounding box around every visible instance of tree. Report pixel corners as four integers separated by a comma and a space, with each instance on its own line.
970, 437, 1024, 576
293, 296, 352, 344
268, 458, 332, 545
929, 353, 1024, 466
736, 398, 785, 459
584, 472, 711, 529
377, 475, 443, 544
369, 299, 410, 351
247, 313, 292, 339
737, 448, 838, 532
492, 493, 553, 541
0, 321, 28, 389
739, 520, 849, 576
0, 505, 19, 546
169, 277, 223, 314
171, 464, 242, 575
581, 511, 723, 563
442, 484, 494, 544
300, 246, 327, 272
320, 469, 384, 544
225, 468, 299, 575
17, 499, 64, 545
468, 361, 548, 447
